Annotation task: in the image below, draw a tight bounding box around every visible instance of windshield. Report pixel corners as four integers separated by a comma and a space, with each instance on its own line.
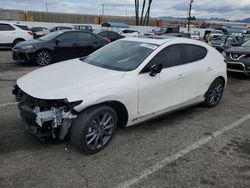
39, 31, 63, 41
212, 30, 223, 34
242, 40, 250, 47
158, 28, 166, 32
82, 40, 158, 71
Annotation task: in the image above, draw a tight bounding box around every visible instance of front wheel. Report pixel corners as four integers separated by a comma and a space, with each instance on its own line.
35, 50, 52, 66
203, 78, 225, 107
70, 105, 117, 154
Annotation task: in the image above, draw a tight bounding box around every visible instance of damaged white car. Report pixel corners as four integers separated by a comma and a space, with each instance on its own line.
13, 37, 227, 154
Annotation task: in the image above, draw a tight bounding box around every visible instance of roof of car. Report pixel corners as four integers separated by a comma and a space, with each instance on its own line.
121, 36, 208, 47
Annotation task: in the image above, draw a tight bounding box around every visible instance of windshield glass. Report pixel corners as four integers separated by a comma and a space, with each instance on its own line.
242, 40, 250, 47
82, 40, 158, 71
39, 31, 63, 41
158, 28, 166, 32
212, 30, 223, 34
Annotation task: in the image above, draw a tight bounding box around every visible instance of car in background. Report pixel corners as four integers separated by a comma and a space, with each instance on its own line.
73, 25, 93, 32
14, 37, 227, 154
119, 29, 140, 37
210, 30, 224, 40
30, 27, 48, 38
0, 22, 33, 48
12, 30, 110, 66
95, 30, 124, 42
243, 33, 250, 41
35, 26, 73, 38
223, 40, 250, 76
152, 27, 179, 35
161, 33, 190, 38
211, 35, 244, 52
191, 31, 200, 40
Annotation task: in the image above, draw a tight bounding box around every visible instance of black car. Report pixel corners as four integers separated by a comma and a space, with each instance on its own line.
95, 30, 124, 42
223, 40, 250, 75
211, 35, 244, 52
12, 30, 110, 66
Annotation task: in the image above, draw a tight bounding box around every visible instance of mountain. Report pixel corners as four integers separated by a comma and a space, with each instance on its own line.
234, 18, 250, 23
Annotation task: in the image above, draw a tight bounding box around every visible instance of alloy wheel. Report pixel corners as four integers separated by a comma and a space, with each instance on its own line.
36, 51, 51, 66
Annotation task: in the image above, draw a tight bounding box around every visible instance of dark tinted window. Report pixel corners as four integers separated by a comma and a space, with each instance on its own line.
109, 31, 120, 37
0, 24, 15, 31
77, 32, 96, 41
15, 24, 30, 31
57, 32, 77, 41
181, 44, 207, 63
144, 45, 182, 71
99, 31, 108, 37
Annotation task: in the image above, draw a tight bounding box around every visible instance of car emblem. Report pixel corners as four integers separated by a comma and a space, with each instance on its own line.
232, 54, 238, 59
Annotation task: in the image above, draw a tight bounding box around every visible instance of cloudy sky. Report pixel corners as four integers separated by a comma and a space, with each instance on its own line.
0, 0, 250, 20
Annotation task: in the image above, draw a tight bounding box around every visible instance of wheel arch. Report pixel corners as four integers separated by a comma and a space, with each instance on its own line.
12, 38, 25, 47
77, 100, 129, 128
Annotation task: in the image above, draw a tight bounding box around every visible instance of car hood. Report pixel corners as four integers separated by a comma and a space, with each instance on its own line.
17, 59, 125, 101
14, 39, 45, 48
225, 47, 250, 55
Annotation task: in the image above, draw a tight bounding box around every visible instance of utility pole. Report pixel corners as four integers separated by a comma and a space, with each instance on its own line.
101, 4, 105, 16
45, 0, 48, 22
188, 0, 194, 32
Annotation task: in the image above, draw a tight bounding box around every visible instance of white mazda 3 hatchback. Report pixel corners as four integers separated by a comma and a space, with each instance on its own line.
13, 37, 227, 154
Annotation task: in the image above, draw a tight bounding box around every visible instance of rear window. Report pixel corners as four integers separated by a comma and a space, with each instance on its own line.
182, 44, 207, 63
15, 25, 30, 31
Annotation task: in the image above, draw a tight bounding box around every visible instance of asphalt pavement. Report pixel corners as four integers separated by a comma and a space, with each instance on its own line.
0, 50, 250, 188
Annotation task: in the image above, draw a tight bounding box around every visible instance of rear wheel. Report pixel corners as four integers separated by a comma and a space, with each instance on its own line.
203, 78, 224, 107
70, 105, 117, 154
35, 50, 52, 66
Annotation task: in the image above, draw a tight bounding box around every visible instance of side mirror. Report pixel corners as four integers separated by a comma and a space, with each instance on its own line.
149, 64, 163, 77
55, 39, 61, 45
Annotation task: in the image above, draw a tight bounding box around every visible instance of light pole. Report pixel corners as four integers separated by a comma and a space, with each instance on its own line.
45, 0, 48, 22
188, 0, 194, 32
101, 4, 105, 16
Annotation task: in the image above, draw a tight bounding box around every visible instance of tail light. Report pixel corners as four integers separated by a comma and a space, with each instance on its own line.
27, 31, 33, 36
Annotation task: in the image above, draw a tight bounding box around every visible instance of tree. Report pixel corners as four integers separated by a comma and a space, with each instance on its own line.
134, 0, 153, 26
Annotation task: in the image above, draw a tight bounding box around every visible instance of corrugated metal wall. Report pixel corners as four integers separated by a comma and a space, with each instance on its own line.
0, 9, 157, 26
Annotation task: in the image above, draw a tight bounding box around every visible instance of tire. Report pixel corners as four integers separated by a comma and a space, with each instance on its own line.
12, 39, 25, 48
203, 78, 225, 107
35, 50, 52, 66
70, 105, 117, 155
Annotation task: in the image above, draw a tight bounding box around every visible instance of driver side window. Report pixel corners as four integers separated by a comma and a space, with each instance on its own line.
141, 44, 182, 73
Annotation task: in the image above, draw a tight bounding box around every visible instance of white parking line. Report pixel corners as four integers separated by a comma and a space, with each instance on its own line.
0, 102, 18, 108
116, 114, 250, 188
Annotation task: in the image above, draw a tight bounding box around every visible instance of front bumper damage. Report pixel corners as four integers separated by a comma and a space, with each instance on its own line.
13, 85, 80, 140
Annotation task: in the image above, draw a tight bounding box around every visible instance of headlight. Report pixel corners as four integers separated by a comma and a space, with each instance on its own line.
21, 45, 34, 50
222, 51, 227, 57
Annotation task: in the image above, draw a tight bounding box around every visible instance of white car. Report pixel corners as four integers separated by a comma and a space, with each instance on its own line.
14, 37, 227, 154
191, 31, 200, 40
211, 30, 224, 40
119, 29, 140, 37
0, 22, 33, 48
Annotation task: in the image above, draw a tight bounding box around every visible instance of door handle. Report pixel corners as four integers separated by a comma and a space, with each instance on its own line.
177, 74, 185, 79
206, 67, 213, 71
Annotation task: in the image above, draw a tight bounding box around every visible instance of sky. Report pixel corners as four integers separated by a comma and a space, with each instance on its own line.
0, 0, 250, 20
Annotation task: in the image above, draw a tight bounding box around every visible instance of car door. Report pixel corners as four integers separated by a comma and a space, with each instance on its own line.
180, 44, 210, 103
53, 32, 79, 61
0, 24, 16, 46
137, 44, 186, 117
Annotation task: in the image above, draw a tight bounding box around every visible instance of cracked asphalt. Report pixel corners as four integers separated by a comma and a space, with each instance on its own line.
0, 50, 250, 188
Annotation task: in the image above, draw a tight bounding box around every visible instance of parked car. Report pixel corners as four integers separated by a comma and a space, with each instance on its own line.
191, 31, 200, 40
210, 30, 224, 40
223, 40, 250, 75
152, 27, 179, 35
243, 33, 250, 41
119, 29, 140, 37
73, 25, 93, 32
0, 22, 33, 48
95, 30, 124, 42
13, 37, 227, 154
211, 35, 244, 52
12, 30, 110, 66
161, 33, 190, 38
35, 26, 73, 38
30, 27, 48, 38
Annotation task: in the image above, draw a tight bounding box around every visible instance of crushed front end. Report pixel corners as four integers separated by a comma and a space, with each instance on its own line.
13, 85, 80, 140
